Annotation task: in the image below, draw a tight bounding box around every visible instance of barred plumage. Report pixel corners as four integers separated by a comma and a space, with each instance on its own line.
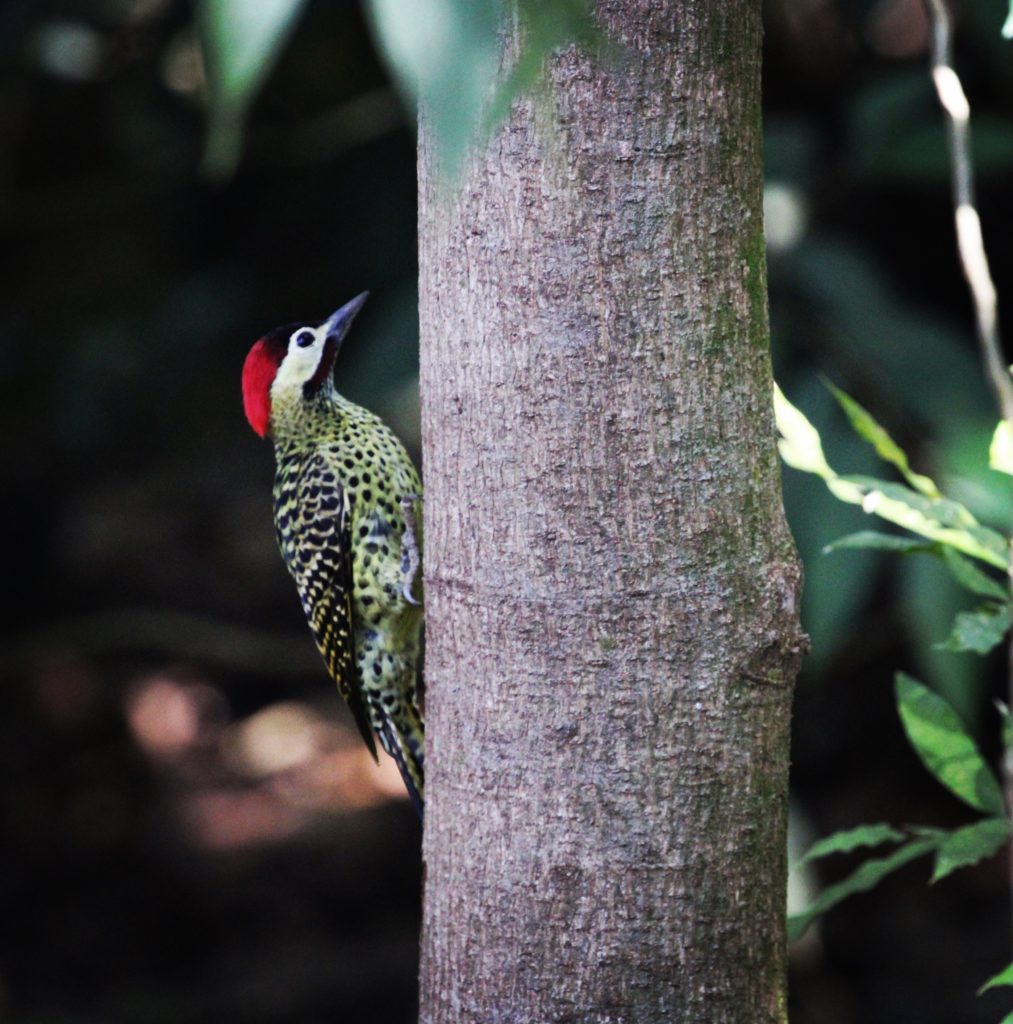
242, 293, 424, 815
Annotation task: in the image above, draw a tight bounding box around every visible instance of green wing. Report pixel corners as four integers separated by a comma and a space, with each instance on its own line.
275, 452, 377, 761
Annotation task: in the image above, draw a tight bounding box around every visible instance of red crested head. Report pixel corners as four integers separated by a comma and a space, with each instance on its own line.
241, 329, 290, 438
242, 295, 369, 439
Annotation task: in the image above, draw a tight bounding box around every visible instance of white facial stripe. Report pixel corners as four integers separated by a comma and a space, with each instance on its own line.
271, 326, 326, 399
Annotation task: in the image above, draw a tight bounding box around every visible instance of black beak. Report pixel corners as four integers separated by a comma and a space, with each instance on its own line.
321, 291, 369, 346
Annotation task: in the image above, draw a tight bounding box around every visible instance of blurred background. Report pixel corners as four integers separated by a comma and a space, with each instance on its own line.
1, 0, 1012, 1021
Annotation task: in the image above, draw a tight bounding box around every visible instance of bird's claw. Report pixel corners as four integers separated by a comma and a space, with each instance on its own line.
400, 494, 422, 606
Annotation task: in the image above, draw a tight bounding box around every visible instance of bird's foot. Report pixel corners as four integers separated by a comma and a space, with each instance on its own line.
400, 494, 422, 606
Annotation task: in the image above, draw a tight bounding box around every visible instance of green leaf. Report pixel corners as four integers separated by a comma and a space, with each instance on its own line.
935, 604, 1011, 655
898, 552, 986, 732
778, 376, 883, 671
824, 534, 1007, 604
895, 673, 1006, 815
1003, 2, 1013, 39
931, 818, 1010, 883
980, 961, 1013, 994
369, 0, 606, 177
774, 385, 1008, 569
788, 838, 937, 941
366, 0, 500, 174
907, 824, 949, 840
486, 0, 603, 130
774, 383, 840, 480
939, 546, 1009, 601
823, 531, 933, 555
773, 385, 886, 506
990, 420, 1013, 476
848, 480, 1008, 569
794, 824, 906, 868
197, 0, 310, 178
845, 478, 980, 529
827, 382, 940, 497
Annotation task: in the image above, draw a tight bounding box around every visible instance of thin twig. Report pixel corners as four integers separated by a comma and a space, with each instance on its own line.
922, 0, 1013, 939
922, 0, 1013, 424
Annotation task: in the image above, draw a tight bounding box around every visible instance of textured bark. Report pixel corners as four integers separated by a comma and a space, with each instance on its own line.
417, 2, 804, 1022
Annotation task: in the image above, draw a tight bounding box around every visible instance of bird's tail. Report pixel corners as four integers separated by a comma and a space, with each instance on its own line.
376, 701, 425, 819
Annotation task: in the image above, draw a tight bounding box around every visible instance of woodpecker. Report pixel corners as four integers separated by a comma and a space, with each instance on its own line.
241, 293, 425, 815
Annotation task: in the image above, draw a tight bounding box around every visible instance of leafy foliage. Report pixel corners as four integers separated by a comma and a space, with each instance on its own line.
364, 0, 500, 171
197, 0, 310, 177
485, 0, 602, 133
823, 536, 1008, 606
367, 0, 602, 174
774, 385, 1010, 569
990, 420, 1013, 475
930, 818, 1010, 883
936, 604, 1011, 655
826, 382, 940, 497
780, 382, 1011, 958
788, 837, 938, 941
938, 546, 1010, 601
197, 0, 603, 179
788, 801, 1009, 937
895, 673, 1005, 815
822, 531, 934, 555
980, 961, 1013, 995
793, 823, 905, 868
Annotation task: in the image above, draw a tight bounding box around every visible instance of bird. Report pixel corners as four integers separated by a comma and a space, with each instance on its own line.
241, 292, 425, 816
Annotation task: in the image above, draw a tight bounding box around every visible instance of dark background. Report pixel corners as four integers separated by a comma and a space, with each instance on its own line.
2, 1, 1011, 1021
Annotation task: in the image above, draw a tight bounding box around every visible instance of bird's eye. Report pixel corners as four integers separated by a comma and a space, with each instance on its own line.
294, 330, 315, 348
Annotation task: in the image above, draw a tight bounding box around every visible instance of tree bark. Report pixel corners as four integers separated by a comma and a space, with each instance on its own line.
417, 2, 804, 1021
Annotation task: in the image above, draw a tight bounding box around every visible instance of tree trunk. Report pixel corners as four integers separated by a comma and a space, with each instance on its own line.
417, 2, 804, 1021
